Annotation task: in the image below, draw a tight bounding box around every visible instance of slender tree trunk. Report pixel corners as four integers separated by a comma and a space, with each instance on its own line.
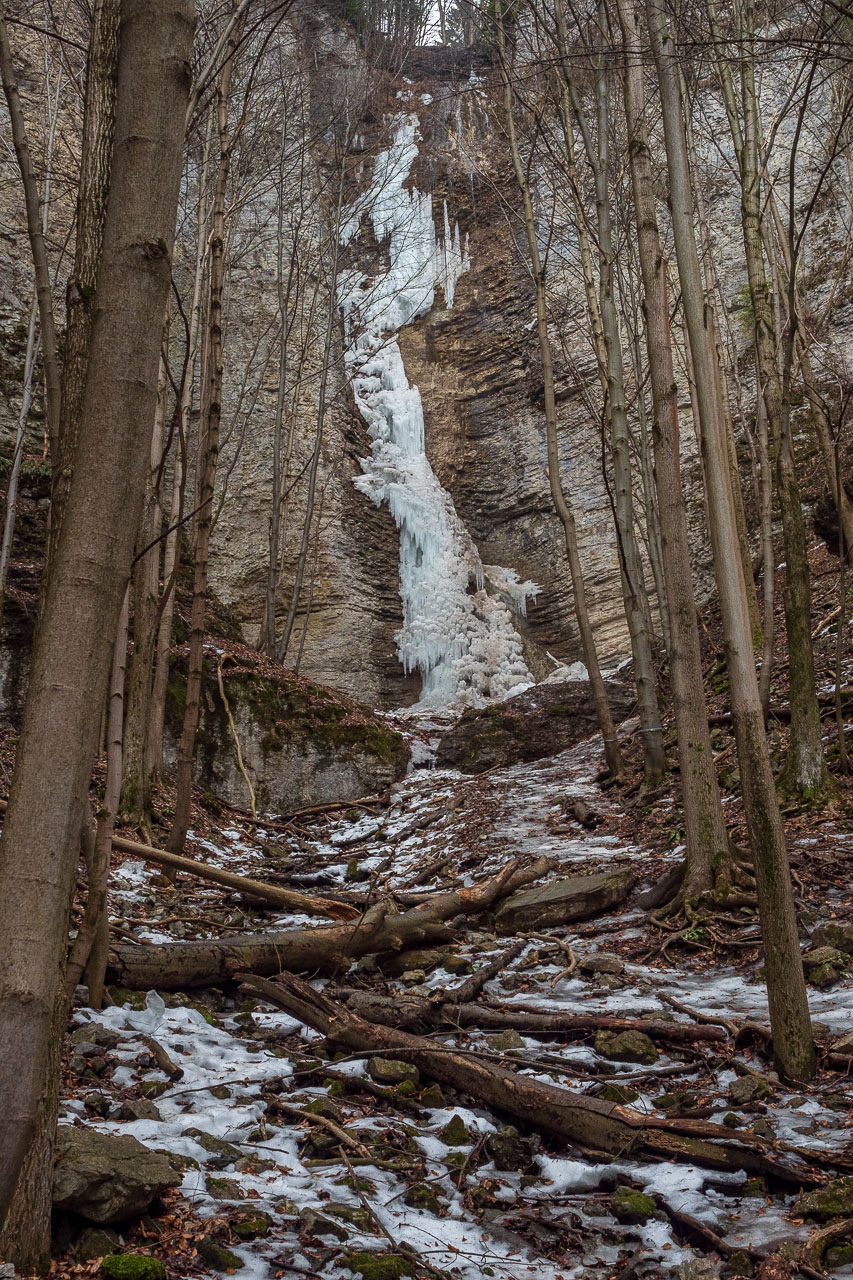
169, 17, 241, 853
648, 0, 814, 1083
49, 0, 121, 566
0, 0, 194, 1247
755, 391, 775, 717
121, 344, 169, 829
560, 5, 665, 783
0, 10, 62, 459
617, 0, 731, 902
0, 299, 39, 620
497, 27, 623, 778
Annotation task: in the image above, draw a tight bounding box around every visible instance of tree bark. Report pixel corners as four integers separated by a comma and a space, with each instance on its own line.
168, 15, 241, 854
617, 0, 731, 903
647, 0, 814, 1083
0, 0, 194, 1239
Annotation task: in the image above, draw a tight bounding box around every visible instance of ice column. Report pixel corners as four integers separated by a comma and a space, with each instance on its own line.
339, 111, 538, 707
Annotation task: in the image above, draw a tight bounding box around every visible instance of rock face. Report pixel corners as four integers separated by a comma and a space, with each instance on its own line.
164, 655, 409, 813
494, 868, 635, 935
52, 1127, 180, 1223
435, 679, 635, 773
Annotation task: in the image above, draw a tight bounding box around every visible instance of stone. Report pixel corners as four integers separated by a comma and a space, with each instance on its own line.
300, 1208, 349, 1240
119, 1099, 162, 1123
382, 948, 449, 977
75, 1228, 122, 1261
825, 1245, 853, 1268
401, 969, 427, 985
439, 1114, 470, 1146
367, 1057, 419, 1087
184, 1129, 243, 1168
801, 946, 848, 969
595, 1083, 639, 1104
807, 962, 842, 990
206, 1177, 243, 1201
495, 869, 635, 935
443, 954, 472, 974
420, 1084, 446, 1108
796, 1177, 853, 1220
326, 1204, 374, 1231
403, 1183, 441, 1212
831, 1032, 853, 1054
343, 1253, 415, 1280
721, 1250, 755, 1277
231, 1212, 273, 1240
594, 1030, 658, 1065
485, 1030, 525, 1052
484, 1126, 535, 1172
84, 1092, 113, 1117
72, 1025, 122, 1049
139, 1081, 169, 1100
729, 1075, 771, 1104
101, 1258, 166, 1280
610, 1185, 655, 1224
53, 1127, 180, 1224
655, 1091, 698, 1112
303, 1097, 343, 1121
742, 1177, 767, 1198
578, 954, 624, 975
435, 681, 635, 774
811, 921, 853, 953
197, 1236, 244, 1271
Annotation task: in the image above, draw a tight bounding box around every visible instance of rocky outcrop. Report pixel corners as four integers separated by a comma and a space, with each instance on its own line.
435, 679, 635, 773
494, 869, 635, 935
52, 1127, 180, 1223
163, 650, 409, 813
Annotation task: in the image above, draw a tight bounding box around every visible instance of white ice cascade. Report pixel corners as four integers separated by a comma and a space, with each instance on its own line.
339, 111, 538, 707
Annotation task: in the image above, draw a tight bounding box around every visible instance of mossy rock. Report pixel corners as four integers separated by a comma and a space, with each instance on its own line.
595, 1083, 639, 1104
343, 1252, 415, 1280
206, 1176, 243, 1201
742, 1177, 767, 1198
184, 1129, 243, 1168
826, 1244, 853, 1267
303, 1097, 343, 1121
231, 1212, 273, 1240
300, 1208, 349, 1240
484, 1126, 535, 1172
807, 961, 842, 990
420, 1084, 445, 1108
595, 1030, 659, 1065
403, 1183, 441, 1213
439, 1114, 470, 1146
197, 1236, 244, 1271
486, 1030, 525, 1052
796, 1177, 853, 1220
367, 1057, 419, 1087
326, 1204, 374, 1231
729, 1075, 771, 1104
610, 1185, 655, 1224
101, 1257, 166, 1280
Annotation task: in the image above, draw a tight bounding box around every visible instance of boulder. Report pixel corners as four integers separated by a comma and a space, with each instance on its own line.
368, 1057, 419, 1087
811, 921, 853, 953
164, 660, 409, 813
53, 1127, 179, 1224
495, 869, 635, 935
595, 1030, 659, 1065
611, 1185, 655, 1224
434, 680, 635, 774
796, 1177, 853, 1220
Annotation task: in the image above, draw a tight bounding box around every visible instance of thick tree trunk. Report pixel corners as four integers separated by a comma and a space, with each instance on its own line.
497, 32, 623, 779
169, 23, 241, 854
617, 0, 730, 903
647, 0, 814, 1083
0, 0, 194, 1238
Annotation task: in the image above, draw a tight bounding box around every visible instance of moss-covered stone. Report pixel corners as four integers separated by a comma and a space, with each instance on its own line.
300, 1208, 349, 1240
595, 1030, 659, 1065
610, 1185, 655, 1224
303, 1097, 343, 1121
101, 1257, 166, 1280
403, 1182, 441, 1213
484, 1126, 535, 1171
420, 1084, 446, 1108
343, 1252, 416, 1280
326, 1204, 374, 1231
825, 1244, 853, 1267
796, 1177, 853, 1220
231, 1212, 272, 1240
395, 1079, 417, 1098
486, 1030, 525, 1052
197, 1236, 244, 1271
185, 1129, 243, 1168
367, 1057, 419, 1087
206, 1176, 243, 1201
742, 1177, 767, 1198
721, 1249, 755, 1277
439, 1114, 470, 1146
595, 1083, 640, 1104
729, 1075, 771, 1104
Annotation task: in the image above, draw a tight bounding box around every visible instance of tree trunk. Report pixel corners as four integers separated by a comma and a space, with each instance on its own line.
49, 0, 121, 566
647, 0, 814, 1083
168, 20, 241, 854
496, 26, 623, 779
617, 0, 731, 903
0, 0, 194, 1240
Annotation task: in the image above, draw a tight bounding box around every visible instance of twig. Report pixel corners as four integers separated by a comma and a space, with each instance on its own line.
217, 653, 257, 817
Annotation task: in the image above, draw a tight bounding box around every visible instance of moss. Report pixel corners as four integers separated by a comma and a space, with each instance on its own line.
610, 1185, 655, 1224
231, 1212, 272, 1240
796, 1177, 853, 1220
197, 1236, 244, 1270
439, 1114, 469, 1146
403, 1182, 441, 1212
101, 1257, 166, 1280
419, 1084, 445, 1108
826, 1244, 853, 1267
343, 1253, 415, 1280
596, 1083, 639, 1104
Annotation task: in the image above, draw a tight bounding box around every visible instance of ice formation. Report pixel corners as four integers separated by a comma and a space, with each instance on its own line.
339, 111, 538, 707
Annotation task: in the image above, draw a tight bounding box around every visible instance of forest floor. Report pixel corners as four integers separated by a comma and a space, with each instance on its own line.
49, 686, 853, 1280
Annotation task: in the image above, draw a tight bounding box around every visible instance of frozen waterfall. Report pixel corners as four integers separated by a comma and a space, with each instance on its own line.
339, 110, 538, 708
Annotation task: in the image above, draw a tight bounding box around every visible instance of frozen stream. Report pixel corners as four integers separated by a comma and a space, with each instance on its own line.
80, 724, 853, 1280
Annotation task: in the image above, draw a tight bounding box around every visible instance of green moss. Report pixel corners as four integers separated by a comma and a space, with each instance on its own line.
231, 1212, 272, 1240
439, 1114, 469, 1146
343, 1253, 415, 1280
610, 1185, 655, 1224
403, 1182, 440, 1212
796, 1177, 853, 1220
197, 1236, 244, 1270
101, 1257, 166, 1280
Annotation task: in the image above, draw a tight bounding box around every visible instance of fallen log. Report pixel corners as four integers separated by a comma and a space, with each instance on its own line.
333, 987, 727, 1045
240, 971, 821, 1186
0, 797, 356, 922
107, 857, 552, 990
